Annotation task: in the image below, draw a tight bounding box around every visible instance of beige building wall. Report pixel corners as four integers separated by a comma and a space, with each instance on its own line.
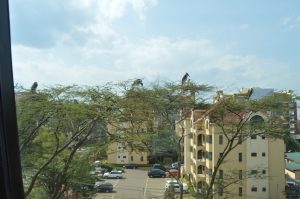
268, 139, 285, 199
106, 123, 149, 165
181, 111, 286, 199
107, 141, 148, 164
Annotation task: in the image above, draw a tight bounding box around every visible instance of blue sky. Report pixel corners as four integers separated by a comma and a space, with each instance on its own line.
9, 0, 300, 94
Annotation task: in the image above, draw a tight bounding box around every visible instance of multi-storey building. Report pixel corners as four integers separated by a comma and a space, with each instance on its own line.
106, 123, 149, 165
214, 88, 298, 140
180, 109, 285, 198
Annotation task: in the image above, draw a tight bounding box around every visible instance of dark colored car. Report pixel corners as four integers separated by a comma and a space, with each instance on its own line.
123, 163, 138, 169
148, 168, 166, 178
153, 164, 167, 172
95, 182, 113, 192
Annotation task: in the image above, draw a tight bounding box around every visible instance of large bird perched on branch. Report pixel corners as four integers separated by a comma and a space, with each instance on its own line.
181, 73, 190, 85
132, 79, 143, 87
30, 82, 38, 93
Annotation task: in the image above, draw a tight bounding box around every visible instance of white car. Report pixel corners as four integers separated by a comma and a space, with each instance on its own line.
165, 180, 188, 193
103, 171, 123, 179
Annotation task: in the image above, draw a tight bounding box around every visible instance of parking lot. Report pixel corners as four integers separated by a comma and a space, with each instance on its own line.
94, 168, 185, 199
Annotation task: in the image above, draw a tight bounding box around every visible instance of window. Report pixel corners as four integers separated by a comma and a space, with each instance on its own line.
123, 156, 126, 158
207, 169, 212, 176
219, 170, 223, 179
262, 170, 266, 174
239, 170, 242, 180
207, 135, 212, 144
251, 134, 257, 139
251, 170, 257, 175
131, 156, 133, 161
239, 153, 242, 162
140, 156, 144, 161
239, 187, 242, 196
118, 156, 120, 158
207, 152, 212, 160
238, 135, 242, 144
251, 152, 257, 157
219, 135, 223, 144
219, 187, 223, 196
262, 152, 266, 157
262, 187, 266, 192
251, 187, 257, 192
219, 153, 223, 159
261, 134, 265, 139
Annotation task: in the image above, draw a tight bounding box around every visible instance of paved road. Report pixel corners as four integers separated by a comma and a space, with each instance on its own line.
94, 168, 167, 199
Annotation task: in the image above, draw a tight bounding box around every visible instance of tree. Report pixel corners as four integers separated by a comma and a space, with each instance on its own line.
16, 85, 114, 198
102, 80, 212, 162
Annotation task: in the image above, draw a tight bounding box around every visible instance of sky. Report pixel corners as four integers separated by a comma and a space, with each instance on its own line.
9, 0, 300, 94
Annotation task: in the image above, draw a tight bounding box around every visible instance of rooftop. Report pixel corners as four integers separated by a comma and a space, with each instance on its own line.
286, 152, 300, 164
286, 162, 300, 171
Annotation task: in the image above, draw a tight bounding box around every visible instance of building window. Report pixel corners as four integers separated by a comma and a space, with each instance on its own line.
262, 187, 266, 192
219, 135, 223, 144
207, 135, 212, 144
262, 152, 266, 157
207, 152, 212, 160
262, 170, 266, 174
251, 187, 257, 192
239, 153, 242, 162
239, 187, 242, 196
251, 134, 257, 139
251, 152, 257, 157
219, 170, 223, 179
261, 134, 265, 139
118, 156, 120, 158
219, 153, 223, 159
251, 170, 257, 175
123, 156, 126, 158
140, 156, 144, 161
131, 156, 133, 161
219, 187, 223, 196
239, 170, 242, 180
238, 135, 242, 144
207, 169, 212, 176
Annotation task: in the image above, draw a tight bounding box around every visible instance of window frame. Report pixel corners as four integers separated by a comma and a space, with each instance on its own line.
0, 1, 25, 198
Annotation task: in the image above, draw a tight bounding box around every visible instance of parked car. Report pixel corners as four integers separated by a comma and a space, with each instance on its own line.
171, 162, 179, 169
153, 164, 167, 171
95, 182, 113, 192
148, 168, 166, 178
123, 163, 138, 169
166, 169, 179, 177
165, 179, 188, 193
103, 171, 123, 179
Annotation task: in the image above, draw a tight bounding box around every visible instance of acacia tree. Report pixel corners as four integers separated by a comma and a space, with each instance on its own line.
191, 94, 290, 199
16, 85, 115, 198
101, 80, 212, 162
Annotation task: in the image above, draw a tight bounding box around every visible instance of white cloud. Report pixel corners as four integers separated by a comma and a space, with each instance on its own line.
280, 15, 300, 30
12, 37, 297, 91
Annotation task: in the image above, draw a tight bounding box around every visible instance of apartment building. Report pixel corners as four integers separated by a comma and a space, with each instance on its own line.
106, 123, 149, 165
107, 141, 148, 164
214, 87, 298, 140
180, 109, 285, 198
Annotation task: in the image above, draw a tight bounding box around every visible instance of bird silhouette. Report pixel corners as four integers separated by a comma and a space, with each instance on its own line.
30, 82, 38, 93
181, 73, 190, 85
132, 79, 143, 87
